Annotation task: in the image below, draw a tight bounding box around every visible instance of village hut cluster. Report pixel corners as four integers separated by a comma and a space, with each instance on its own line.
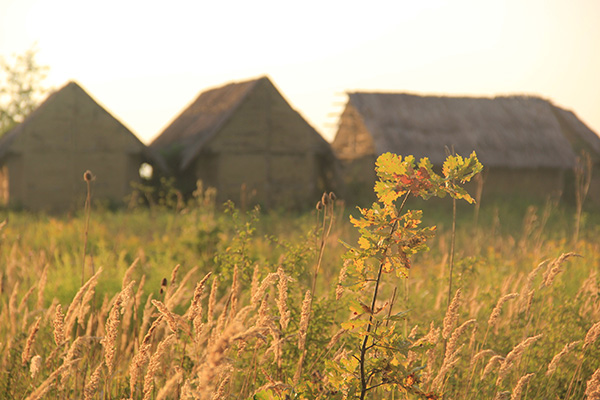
0, 76, 599, 212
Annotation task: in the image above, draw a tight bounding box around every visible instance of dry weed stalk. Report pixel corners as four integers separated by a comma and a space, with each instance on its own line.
188, 272, 212, 321
276, 265, 292, 331
293, 290, 312, 384
166, 266, 199, 309
496, 334, 543, 386
83, 363, 103, 400
488, 293, 519, 327
482, 355, 505, 380
494, 391, 511, 400
419, 322, 441, 386
189, 272, 212, 346
229, 265, 240, 320
444, 319, 476, 365
207, 275, 219, 326
8, 281, 19, 334
152, 299, 182, 334
510, 372, 534, 400
156, 369, 183, 400
25, 359, 78, 400
471, 349, 496, 368
541, 253, 581, 287
211, 368, 232, 400
64, 267, 103, 335
546, 340, 581, 376
121, 258, 140, 289
584, 320, 600, 350
101, 280, 135, 376
133, 274, 146, 320
129, 315, 164, 397
197, 319, 245, 392
251, 273, 278, 307
432, 344, 464, 391
166, 264, 180, 297
251, 265, 260, 300
213, 296, 231, 342
142, 333, 176, 400
443, 288, 462, 339
586, 367, 600, 400
336, 260, 349, 300
60, 336, 92, 389
18, 285, 36, 314
22, 316, 42, 365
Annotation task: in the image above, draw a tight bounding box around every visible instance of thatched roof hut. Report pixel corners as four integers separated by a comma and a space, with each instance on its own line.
333, 92, 600, 203
151, 76, 335, 209
0, 81, 158, 212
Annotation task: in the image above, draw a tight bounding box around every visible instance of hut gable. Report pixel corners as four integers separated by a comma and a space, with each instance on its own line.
151, 78, 259, 170
151, 76, 334, 208
0, 81, 150, 211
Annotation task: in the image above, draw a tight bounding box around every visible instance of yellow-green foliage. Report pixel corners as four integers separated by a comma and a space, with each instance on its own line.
0, 154, 599, 399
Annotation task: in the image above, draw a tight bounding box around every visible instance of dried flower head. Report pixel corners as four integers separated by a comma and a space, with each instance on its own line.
30, 355, 42, 379
83, 170, 94, 182
53, 304, 66, 347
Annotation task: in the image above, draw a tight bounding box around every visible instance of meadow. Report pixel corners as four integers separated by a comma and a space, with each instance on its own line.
1, 155, 599, 400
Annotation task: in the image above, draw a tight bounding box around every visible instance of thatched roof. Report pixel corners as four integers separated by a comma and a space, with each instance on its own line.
0, 81, 162, 167
334, 92, 600, 168
151, 76, 331, 171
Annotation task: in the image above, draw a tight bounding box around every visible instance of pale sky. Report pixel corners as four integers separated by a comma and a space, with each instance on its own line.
1, 0, 599, 144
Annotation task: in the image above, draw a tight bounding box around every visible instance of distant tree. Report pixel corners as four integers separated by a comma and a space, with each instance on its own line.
0, 45, 49, 135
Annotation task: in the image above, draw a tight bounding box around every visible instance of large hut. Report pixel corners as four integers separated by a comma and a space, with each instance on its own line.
0, 81, 156, 212
333, 92, 600, 204
151, 76, 335, 209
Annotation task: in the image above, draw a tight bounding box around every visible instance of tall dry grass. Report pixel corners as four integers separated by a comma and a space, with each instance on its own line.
0, 192, 598, 399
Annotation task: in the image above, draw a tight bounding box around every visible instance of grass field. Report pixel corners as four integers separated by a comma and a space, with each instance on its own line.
1, 169, 599, 399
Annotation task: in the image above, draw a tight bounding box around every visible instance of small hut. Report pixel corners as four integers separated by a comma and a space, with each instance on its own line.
333, 92, 600, 204
0, 81, 156, 212
151, 76, 335, 209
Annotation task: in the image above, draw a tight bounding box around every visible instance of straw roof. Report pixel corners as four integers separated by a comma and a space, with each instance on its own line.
334, 92, 600, 168
152, 76, 325, 171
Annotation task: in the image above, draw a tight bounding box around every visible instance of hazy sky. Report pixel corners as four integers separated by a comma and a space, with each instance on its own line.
1, 0, 599, 144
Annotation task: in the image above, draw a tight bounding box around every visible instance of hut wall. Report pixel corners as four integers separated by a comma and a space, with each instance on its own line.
339, 157, 566, 206
1, 155, 25, 208
200, 78, 328, 209
468, 167, 566, 203
588, 169, 600, 206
